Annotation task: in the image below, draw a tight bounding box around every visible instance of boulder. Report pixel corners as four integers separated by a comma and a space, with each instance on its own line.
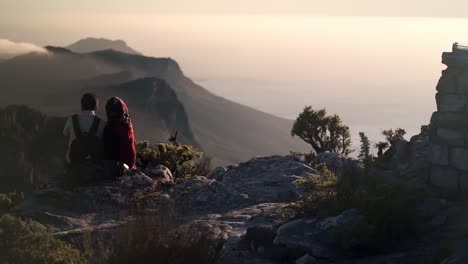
144, 165, 174, 183
274, 209, 362, 260
315, 152, 362, 177
208, 166, 227, 179
209, 156, 317, 204
120, 174, 156, 189
173, 176, 250, 214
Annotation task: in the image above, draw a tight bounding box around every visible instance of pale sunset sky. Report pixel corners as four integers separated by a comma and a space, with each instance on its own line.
2, 0, 468, 143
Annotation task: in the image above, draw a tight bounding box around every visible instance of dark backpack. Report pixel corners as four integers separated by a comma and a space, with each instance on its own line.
69, 115, 103, 166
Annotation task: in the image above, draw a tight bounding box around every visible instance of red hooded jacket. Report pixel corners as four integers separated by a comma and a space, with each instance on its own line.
103, 97, 136, 169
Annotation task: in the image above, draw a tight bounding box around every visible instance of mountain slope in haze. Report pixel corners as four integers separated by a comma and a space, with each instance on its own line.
87, 78, 198, 147
66, 37, 142, 55
0, 45, 308, 164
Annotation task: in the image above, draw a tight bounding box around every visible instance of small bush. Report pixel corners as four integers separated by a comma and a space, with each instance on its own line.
363, 182, 427, 246
107, 215, 223, 264
295, 164, 427, 251
295, 173, 341, 216
294, 163, 360, 216
136, 141, 212, 181
0, 192, 24, 214
0, 214, 86, 264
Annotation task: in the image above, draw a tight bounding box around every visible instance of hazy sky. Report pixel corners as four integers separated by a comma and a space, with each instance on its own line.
2, 0, 468, 17
1, 0, 467, 144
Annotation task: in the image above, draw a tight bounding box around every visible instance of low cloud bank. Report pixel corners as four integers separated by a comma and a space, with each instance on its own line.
0, 39, 47, 58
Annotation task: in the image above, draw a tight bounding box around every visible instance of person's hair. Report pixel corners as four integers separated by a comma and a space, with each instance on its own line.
81, 93, 98, 111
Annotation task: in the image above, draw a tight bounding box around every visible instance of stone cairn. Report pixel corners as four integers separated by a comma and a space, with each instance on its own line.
430, 43, 468, 192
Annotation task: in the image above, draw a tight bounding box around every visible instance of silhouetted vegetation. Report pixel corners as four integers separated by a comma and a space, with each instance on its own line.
294, 163, 427, 252
358, 132, 372, 167
291, 106, 352, 156
374, 128, 406, 159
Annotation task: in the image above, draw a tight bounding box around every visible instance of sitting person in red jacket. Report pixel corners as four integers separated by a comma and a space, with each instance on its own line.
103, 97, 137, 171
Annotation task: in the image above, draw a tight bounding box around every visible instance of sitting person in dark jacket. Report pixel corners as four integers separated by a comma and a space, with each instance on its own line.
103, 97, 137, 172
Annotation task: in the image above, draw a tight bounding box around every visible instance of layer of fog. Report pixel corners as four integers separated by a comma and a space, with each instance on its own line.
0, 39, 47, 59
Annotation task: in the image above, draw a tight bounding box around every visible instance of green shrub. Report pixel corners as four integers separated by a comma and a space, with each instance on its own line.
295, 165, 427, 251
136, 141, 212, 181
0, 192, 24, 214
0, 194, 13, 214
0, 214, 86, 264
294, 163, 360, 216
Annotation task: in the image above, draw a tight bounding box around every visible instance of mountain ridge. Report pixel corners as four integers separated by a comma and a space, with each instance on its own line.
0, 42, 308, 164
66, 37, 142, 55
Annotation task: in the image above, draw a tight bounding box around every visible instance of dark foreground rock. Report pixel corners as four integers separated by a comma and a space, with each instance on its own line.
10, 154, 468, 264
274, 209, 362, 260
315, 152, 362, 177
11, 156, 317, 263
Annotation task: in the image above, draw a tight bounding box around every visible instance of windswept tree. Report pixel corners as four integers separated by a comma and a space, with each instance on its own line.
291, 106, 352, 155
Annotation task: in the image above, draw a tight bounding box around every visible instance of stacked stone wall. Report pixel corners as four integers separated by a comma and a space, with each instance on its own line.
429, 44, 468, 192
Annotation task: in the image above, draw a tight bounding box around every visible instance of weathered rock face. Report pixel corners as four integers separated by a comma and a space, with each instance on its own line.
428, 43, 468, 192
315, 152, 362, 177
144, 165, 174, 183
11, 170, 160, 234
11, 155, 316, 263
274, 209, 362, 260
209, 156, 317, 204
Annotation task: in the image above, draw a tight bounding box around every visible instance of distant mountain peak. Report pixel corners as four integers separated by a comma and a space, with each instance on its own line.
66, 37, 142, 55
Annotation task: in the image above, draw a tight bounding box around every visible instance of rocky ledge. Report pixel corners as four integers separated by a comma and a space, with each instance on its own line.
10, 153, 468, 264
11, 155, 317, 263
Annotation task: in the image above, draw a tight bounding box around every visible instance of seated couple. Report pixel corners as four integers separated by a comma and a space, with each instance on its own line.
63, 93, 136, 185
